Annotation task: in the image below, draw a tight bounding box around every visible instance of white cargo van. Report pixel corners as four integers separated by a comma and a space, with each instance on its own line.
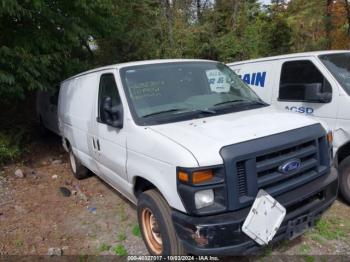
228, 51, 350, 204
58, 59, 337, 255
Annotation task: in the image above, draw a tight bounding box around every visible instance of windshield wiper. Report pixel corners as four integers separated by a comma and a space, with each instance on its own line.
213, 99, 250, 107
191, 108, 216, 114
141, 107, 216, 118
141, 108, 187, 118
214, 99, 266, 107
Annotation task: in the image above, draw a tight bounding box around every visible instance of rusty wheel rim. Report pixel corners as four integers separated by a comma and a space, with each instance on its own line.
141, 207, 163, 254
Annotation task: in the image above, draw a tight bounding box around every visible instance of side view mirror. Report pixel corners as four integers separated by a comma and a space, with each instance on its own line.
304, 83, 332, 103
102, 96, 123, 128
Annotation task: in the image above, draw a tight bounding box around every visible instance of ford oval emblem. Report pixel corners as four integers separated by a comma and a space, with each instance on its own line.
279, 159, 301, 174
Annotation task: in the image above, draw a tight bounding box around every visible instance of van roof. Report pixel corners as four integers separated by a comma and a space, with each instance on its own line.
227, 50, 350, 66
62, 59, 215, 83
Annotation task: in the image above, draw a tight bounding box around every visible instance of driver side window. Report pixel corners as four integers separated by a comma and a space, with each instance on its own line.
98, 73, 121, 123
279, 60, 332, 102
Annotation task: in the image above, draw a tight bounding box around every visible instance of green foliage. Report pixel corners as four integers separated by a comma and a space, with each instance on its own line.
314, 218, 347, 240
287, 0, 329, 51
299, 243, 311, 254
113, 244, 128, 256
1, 0, 349, 102
132, 224, 141, 238
0, 128, 27, 164
98, 242, 111, 252
0, 0, 115, 101
303, 256, 315, 262
118, 232, 127, 241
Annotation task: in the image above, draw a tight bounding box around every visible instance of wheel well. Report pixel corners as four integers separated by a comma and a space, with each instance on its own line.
65, 138, 71, 149
134, 177, 157, 198
337, 141, 350, 164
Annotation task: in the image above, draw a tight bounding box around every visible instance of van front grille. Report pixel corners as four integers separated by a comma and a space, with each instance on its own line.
220, 124, 330, 210
255, 139, 319, 193
234, 136, 329, 199
237, 161, 248, 197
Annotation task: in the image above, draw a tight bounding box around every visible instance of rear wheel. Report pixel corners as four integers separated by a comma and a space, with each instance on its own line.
68, 147, 89, 179
339, 156, 350, 204
137, 189, 185, 255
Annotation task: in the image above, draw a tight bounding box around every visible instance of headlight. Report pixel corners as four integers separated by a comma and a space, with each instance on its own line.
195, 189, 214, 209
177, 166, 226, 215
178, 169, 214, 185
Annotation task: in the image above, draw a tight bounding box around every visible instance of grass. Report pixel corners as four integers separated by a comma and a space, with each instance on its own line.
118, 232, 127, 241
0, 128, 28, 165
98, 242, 111, 252
302, 255, 315, 262
308, 233, 326, 245
14, 239, 24, 248
313, 218, 347, 240
113, 244, 128, 256
117, 204, 127, 222
299, 243, 311, 254
262, 246, 273, 257
132, 224, 141, 238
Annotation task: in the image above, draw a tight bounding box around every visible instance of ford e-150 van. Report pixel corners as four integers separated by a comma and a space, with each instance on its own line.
228, 51, 350, 204
58, 59, 338, 255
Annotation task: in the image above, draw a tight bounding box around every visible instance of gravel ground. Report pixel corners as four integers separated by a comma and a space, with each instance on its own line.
0, 135, 349, 259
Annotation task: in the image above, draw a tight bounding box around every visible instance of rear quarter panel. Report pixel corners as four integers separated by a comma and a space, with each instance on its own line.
58, 73, 98, 168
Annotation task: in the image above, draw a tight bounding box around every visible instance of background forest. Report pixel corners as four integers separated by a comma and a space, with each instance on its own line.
0, 0, 349, 162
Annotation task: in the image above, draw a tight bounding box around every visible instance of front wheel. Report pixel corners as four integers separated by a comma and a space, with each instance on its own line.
137, 189, 185, 255
339, 156, 350, 204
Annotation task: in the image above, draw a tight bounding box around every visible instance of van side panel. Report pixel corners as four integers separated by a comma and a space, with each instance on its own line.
58, 74, 98, 170
229, 61, 278, 104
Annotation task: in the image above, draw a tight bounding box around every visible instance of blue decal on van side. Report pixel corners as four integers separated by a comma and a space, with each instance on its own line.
241, 72, 266, 87
285, 106, 314, 115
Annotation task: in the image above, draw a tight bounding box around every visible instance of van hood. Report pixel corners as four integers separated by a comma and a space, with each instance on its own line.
149, 106, 324, 167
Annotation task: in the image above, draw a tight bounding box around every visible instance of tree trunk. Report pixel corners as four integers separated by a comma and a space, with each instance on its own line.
325, 0, 332, 49
231, 0, 240, 31
196, 0, 202, 23
345, 0, 350, 37
160, 0, 174, 48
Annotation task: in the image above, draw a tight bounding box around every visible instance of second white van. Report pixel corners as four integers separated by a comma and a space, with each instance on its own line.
228, 51, 350, 204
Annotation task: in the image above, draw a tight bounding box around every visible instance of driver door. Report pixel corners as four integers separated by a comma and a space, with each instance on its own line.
93, 72, 128, 185
272, 57, 339, 131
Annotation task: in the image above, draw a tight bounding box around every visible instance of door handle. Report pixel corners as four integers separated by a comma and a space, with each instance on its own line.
96, 139, 101, 151
92, 138, 96, 149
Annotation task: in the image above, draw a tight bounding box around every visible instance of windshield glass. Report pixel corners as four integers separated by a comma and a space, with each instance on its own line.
319, 53, 350, 95
120, 62, 266, 125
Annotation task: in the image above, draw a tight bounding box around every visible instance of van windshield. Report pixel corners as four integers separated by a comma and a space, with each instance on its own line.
120, 62, 266, 125
319, 53, 350, 95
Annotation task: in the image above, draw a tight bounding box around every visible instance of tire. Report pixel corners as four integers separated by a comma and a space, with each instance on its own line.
137, 189, 185, 256
339, 156, 350, 204
68, 147, 89, 179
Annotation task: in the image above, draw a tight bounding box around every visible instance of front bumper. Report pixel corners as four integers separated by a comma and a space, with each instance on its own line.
172, 167, 338, 255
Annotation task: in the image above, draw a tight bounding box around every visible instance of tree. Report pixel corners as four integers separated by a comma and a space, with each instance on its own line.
0, 0, 114, 101
286, 0, 328, 52
329, 0, 350, 49
96, 0, 162, 63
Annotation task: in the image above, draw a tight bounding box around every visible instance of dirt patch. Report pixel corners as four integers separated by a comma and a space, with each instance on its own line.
0, 135, 349, 257
0, 135, 146, 256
